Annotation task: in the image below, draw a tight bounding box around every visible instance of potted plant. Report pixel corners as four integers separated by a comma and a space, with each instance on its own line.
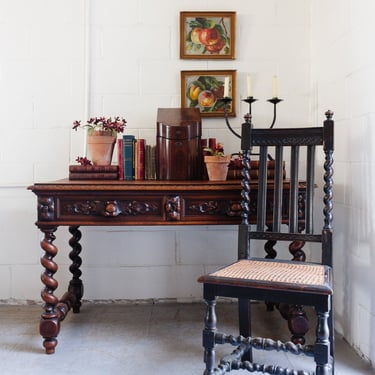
203, 142, 231, 181
72, 116, 126, 166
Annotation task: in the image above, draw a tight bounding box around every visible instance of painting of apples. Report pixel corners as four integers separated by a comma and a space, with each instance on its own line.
180, 11, 236, 59
181, 70, 236, 117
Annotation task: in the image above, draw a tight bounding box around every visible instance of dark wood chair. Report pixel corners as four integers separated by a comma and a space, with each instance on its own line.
198, 111, 334, 374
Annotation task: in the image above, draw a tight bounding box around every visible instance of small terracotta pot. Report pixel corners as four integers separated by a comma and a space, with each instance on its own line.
204, 155, 231, 181
87, 134, 116, 166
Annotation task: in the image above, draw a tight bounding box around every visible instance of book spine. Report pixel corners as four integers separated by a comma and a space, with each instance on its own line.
135, 139, 145, 180
132, 137, 136, 179
123, 135, 135, 181
148, 145, 155, 180
144, 144, 156, 180
117, 139, 124, 180
145, 144, 150, 180
69, 172, 119, 180
69, 165, 119, 173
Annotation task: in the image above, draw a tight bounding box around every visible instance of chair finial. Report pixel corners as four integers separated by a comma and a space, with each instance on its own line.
325, 110, 334, 120
244, 113, 252, 124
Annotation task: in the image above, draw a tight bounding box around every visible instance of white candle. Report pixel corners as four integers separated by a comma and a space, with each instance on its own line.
272, 75, 278, 98
224, 76, 229, 97
247, 75, 252, 97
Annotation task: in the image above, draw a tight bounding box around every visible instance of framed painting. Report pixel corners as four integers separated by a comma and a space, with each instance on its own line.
181, 70, 236, 117
180, 11, 236, 59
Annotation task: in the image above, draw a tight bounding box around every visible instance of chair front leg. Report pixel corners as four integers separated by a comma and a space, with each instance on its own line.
203, 294, 217, 375
238, 298, 252, 362
315, 307, 331, 375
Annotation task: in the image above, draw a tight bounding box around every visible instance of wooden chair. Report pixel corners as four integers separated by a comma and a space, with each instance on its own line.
198, 111, 334, 374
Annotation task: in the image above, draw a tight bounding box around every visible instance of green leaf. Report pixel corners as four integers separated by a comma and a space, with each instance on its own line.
193, 44, 202, 52
215, 101, 225, 109
192, 80, 205, 90
195, 17, 207, 26
188, 20, 204, 28
215, 25, 227, 43
202, 76, 220, 89
204, 19, 215, 28
189, 99, 198, 107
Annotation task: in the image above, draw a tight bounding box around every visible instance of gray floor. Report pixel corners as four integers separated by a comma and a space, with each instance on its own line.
0, 301, 373, 375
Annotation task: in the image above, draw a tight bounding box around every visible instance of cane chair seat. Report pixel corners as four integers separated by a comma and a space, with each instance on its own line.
199, 259, 332, 294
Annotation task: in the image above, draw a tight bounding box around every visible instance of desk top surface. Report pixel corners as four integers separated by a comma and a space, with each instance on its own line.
28, 178, 243, 192
28, 178, 300, 193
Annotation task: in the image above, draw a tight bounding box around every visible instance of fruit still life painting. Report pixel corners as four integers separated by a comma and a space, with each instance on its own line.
180, 12, 235, 59
187, 75, 225, 113
187, 18, 228, 55
181, 70, 236, 117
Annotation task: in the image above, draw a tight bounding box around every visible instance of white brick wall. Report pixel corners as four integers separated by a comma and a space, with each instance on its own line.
1, 0, 373, 365
311, 0, 375, 365
0, 0, 313, 303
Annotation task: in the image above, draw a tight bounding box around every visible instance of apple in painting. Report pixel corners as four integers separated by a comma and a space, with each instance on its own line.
198, 90, 216, 108
206, 39, 224, 53
190, 28, 202, 44
199, 28, 220, 46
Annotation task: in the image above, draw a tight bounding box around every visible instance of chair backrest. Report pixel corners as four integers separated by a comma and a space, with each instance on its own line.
238, 111, 334, 267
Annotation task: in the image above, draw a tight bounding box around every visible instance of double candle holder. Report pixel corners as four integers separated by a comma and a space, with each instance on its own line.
220, 96, 283, 139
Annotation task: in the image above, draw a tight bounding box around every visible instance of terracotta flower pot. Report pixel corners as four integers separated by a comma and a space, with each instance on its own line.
204, 155, 231, 181
87, 133, 116, 166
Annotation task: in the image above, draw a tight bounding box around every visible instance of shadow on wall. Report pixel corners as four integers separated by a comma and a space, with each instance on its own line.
340, 117, 375, 364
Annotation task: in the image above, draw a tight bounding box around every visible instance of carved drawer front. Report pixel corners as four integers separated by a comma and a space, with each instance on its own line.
34, 184, 244, 225
57, 197, 163, 222
181, 195, 242, 223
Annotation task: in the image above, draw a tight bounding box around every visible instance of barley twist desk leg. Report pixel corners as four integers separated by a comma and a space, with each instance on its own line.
68, 226, 84, 313
39, 226, 59, 354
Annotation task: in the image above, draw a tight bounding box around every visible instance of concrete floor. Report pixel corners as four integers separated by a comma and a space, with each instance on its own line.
0, 301, 372, 375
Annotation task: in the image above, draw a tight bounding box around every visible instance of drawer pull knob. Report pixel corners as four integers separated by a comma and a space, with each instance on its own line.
104, 201, 121, 217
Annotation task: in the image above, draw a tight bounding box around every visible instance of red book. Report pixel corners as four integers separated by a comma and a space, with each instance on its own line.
69, 165, 118, 173
117, 138, 124, 180
69, 172, 118, 180
135, 139, 145, 180
209, 138, 216, 150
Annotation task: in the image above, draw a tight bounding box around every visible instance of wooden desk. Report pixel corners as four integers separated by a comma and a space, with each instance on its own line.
28, 179, 306, 354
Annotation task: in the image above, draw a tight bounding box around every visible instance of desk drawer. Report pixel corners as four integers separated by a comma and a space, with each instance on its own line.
36, 192, 242, 226
57, 196, 163, 224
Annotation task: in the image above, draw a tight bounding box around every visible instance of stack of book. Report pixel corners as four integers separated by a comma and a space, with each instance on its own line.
117, 136, 156, 180
69, 165, 119, 180
227, 159, 286, 180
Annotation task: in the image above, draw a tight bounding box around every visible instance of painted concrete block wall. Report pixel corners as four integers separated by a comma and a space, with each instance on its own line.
311, 0, 375, 366
0, 0, 313, 304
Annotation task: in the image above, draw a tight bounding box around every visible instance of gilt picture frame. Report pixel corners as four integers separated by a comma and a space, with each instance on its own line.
180, 11, 236, 59
181, 70, 236, 118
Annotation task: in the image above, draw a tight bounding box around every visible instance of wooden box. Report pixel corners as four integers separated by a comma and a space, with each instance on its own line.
156, 108, 202, 180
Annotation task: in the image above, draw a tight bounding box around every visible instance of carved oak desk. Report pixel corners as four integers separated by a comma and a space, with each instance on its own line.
28, 179, 305, 354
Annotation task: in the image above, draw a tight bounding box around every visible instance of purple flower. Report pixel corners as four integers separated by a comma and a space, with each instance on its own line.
72, 120, 81, 130
75, 156, 92, 166
72, 116, 127, 135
